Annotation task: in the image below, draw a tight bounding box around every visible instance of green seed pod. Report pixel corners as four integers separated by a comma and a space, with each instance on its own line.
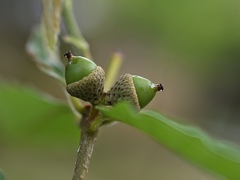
105, 74, 163, 110
64, 51, 105, 105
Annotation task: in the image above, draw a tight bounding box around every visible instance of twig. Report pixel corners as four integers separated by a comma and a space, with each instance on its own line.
62, 0, 92, 59
72, 107, 102, 180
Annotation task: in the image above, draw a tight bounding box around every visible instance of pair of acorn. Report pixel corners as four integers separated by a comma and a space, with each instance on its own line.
64, 51, 163, 110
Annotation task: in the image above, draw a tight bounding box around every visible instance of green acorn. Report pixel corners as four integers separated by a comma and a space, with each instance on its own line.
64, 51, 105, 105
105, 74, 163, 110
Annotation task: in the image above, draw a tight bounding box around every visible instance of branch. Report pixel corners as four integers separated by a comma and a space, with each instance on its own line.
72, 107, 102, 180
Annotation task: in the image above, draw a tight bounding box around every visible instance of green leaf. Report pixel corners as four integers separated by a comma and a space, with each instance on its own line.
42, 0, 62, 50
26, 25, 65, 83
0, 83, 78, 145
99, 103, 240, 179
0, 169, 4, 180
26, 0, 64, 83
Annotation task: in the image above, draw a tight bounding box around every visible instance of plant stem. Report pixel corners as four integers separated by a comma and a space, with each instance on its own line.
73, 126, 98, 180
104, 51, 124, 92
62, 0, 92, 59
72, 107, 101, 180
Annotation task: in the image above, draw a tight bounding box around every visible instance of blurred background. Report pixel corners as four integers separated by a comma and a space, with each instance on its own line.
1, 0, 240, 179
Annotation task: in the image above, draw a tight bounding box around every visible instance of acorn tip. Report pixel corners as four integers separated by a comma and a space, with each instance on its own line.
64, 50, 73, 61
156, 84, 164, 91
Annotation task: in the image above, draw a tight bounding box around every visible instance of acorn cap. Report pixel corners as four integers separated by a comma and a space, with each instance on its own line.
66, 66, 105, 105
105, 74, 140, 108
105, 74, 163, 109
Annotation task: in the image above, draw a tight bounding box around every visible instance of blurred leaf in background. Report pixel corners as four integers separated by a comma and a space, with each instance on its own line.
0, 169, 4, 180
26, 0, 65, 83
26, 25, 65, 83
0, 83, 77, 145
0, 83, 79, 180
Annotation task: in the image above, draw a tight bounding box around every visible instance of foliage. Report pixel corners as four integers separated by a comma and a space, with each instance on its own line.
100, 103, 240, 179
0, 83, 77, 145
0, 169, 4, 180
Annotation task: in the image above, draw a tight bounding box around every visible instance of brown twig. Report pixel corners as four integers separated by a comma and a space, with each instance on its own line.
72, 107, 101, 180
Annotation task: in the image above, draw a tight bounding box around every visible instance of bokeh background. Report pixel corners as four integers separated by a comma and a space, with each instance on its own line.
1, 0, 240, 179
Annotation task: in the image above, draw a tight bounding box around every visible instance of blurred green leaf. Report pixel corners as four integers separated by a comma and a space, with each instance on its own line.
42, 0, 62, 50
99, 103, 240, 179
26, 25, 65, 83
26, 0, 64, 83
0, 83, 78, 145
0, 169, 4, 180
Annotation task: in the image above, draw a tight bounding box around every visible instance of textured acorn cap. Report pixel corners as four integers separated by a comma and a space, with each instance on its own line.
66, 66, 105, 105
105, 74, 140, 109
105, 74, 162, 109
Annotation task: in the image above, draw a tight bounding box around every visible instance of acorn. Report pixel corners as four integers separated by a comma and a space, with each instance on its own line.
64, 51, 105, 105
105, 74, 163, 110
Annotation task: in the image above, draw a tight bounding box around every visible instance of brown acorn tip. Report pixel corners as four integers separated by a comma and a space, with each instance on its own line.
64, 50, 73, 61
156, 84, 164, 91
